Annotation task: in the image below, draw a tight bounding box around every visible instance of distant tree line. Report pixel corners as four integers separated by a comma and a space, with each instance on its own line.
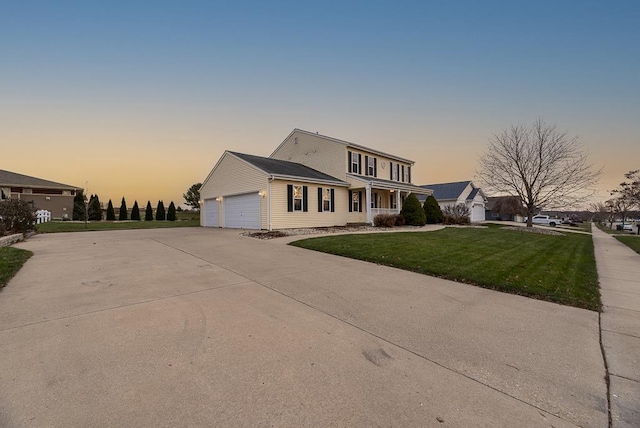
72, 192, 178, 222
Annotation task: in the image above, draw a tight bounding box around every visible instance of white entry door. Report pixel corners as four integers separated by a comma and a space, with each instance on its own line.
224, 193, 260, 229
471, 204, 485, 222
203, 199, 219, 227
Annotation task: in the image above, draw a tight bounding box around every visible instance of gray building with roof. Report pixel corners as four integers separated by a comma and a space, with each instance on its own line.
0, 169, 81, 219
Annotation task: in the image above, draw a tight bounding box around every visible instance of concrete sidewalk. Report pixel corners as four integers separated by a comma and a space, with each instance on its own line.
592, 226, 640, 427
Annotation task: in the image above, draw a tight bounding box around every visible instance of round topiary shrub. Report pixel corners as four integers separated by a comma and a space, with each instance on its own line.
400, 194, 426, 226
423, 195, 443, 224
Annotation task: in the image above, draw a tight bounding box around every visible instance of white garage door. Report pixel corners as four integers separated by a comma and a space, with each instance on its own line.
224, 193, 260, 229
203, 199, 219, 227
471, 204, 485, 222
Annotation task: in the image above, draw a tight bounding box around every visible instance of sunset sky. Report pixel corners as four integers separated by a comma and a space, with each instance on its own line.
2, 1, 638, 208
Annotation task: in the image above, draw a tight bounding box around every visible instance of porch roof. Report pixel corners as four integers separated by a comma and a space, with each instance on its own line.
347, 174, 432, 195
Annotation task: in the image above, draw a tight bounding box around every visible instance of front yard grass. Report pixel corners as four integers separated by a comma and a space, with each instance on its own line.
0, 247, 33, 290
291, 226, 600, 311
37, 219, 200, 233
615, 235, 640, 254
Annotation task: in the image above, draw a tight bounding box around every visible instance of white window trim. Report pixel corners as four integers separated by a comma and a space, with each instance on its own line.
322, 188, 331, 212
293, 185, 303, 212
367, 157, 375, 176
352, 191, 359, 212
351, 152, 359, 173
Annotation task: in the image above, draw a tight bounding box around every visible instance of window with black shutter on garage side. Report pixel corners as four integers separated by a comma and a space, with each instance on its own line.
287, 184, 308, 212
317, 187, 334, 212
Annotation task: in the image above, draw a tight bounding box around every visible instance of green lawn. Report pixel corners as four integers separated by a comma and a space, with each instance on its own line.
557, 222, 592, 233
615, 235, 640, 254
291, 226, 600, 311
37, 219, 200, 233
0, 247, 33, 290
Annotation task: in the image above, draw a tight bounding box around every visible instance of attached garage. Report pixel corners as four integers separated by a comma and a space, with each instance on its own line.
223, 192, 260, 229
203, 199, 219, 227
470, 204, 485, 222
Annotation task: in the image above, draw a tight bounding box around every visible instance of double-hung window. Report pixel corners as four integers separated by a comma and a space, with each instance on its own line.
392, 165, 398, 181
352, 191, 359, 212
293, 185, 303, 211
367, 157, 375, 176
351, 152, 359, 174
323, 188, 331, 211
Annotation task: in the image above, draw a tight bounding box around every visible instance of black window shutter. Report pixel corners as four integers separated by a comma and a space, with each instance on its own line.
303, 186, 308, 212
408, 166, 411, 183
318, 187, 323, 212
358, 191, 363, 212
390, 162, 393, 180
374, 192, 378, 208
287, 184, 293, 212
364, 156, 369, 176
330, 189, 335, 212
374, 158, 377, 177
348, 190, 353, 212
401, 165, 405, 182
348, 151, 352, 173
358, 154, 362, 174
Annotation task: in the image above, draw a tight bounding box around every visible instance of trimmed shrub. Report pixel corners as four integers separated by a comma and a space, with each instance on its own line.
87, 195, 102, 221
0, 199, 36, 235
423, 195, 443, 224
73, 190, 86, 221
106, 200, 116, 221
131, 201, 141, 221
119, 197, 128, 221
156, 201, 166, 221
145, 201, 153, 221
394, 214, 405, 226
167, 202, 176, 221
400, 194, 426, 226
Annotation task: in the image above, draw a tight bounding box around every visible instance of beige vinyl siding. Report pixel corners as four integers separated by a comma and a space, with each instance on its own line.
270, 180, 350, 229
200, 152, 268, 229
270, 130, 346, 181
347, 148, 413, 183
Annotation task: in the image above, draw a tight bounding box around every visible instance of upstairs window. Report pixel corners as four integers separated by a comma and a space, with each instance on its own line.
367, 156, 375, 176
392, 164, 398, 181
349, 152, 362, 174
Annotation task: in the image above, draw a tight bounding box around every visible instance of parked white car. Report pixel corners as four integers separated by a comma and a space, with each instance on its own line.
524, 215, 562, 227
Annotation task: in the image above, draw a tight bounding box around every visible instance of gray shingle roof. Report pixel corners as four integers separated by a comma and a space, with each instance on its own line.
0, 169, 79, 190
230, 152, 346, 183
419, 181, 471, 201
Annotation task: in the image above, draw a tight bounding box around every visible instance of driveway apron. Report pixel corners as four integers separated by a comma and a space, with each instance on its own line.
0, 228, 607, 427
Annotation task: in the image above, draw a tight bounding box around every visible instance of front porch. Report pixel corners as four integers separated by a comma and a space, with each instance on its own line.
347, 175, 432, 225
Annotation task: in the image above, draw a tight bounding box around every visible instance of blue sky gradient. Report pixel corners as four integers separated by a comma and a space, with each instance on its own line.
2, 1, 638, 206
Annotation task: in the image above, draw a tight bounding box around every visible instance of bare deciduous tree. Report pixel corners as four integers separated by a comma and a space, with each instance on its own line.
477, 119, 600, 227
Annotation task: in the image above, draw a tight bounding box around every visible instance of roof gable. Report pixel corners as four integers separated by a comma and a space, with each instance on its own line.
271, 129, 415, 164
229, 152, 346, 184
0, 169, 79, 190
420, 181, 472, 201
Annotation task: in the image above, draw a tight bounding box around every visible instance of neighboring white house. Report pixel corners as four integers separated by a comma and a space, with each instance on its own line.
418, 181, 487, 223
200, 129, 432, 230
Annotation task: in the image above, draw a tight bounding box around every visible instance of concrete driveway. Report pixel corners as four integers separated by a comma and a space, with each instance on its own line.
1, 228, 607, 427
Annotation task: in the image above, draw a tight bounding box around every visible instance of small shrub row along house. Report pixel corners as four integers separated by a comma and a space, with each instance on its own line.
200, 129, 432, 230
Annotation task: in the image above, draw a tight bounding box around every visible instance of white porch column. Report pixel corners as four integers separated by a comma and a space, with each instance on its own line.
365, 184, 372, 224
396, 189, 401, 213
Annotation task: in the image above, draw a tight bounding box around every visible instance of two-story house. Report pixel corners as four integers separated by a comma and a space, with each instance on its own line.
200, 129, 431, 230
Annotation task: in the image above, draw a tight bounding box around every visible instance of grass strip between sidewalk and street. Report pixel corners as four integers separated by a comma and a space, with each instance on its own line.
37, 220, 200, 233
0, 247, 33, 290
291, 225, 600, 311
615, 235, 640, 254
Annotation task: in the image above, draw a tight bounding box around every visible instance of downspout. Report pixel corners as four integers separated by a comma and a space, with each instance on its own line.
366, 183, 372, 225
268, 176, 274, 231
